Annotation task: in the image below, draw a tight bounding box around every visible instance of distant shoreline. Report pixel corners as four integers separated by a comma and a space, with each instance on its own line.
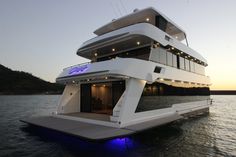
1, 91, 235, 95
210, 90, 236, 95
0, 91, 63, 95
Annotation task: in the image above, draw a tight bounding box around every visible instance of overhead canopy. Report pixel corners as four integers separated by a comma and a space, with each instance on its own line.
94, 7, 186, 41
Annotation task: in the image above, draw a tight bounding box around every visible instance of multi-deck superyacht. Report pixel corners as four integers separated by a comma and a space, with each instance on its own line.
22, 7, 211, 140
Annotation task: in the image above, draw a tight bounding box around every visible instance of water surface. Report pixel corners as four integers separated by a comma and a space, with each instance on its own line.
0, 95, 236, 157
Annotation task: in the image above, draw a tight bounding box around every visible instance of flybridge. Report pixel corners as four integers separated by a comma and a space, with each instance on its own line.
94, 7, 186, 41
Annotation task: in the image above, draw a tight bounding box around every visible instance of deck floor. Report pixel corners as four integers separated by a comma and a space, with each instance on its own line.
61, 112, 110, 122
21, 116, 134, 140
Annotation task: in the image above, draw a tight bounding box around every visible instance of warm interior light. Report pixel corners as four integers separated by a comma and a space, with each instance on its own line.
136, 41, 140, 45
112, 48, 115, 52
93, 84, 96, 87
146, 18, 150, 22
159, 78, 164, 81
103, 85, 106, 87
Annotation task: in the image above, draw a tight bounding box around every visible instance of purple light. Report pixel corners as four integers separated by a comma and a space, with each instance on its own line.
105, 137, 133, 148
68, 65, 88, 75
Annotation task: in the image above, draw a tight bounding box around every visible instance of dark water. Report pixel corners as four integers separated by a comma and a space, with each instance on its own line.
0, 95, 236, 157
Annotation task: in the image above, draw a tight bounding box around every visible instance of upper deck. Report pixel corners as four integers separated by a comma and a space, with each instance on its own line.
75, 7, 208, 77
94, 7, 186, 41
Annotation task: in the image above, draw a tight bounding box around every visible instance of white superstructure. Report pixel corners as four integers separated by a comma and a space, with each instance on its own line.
54, 7, 211, 135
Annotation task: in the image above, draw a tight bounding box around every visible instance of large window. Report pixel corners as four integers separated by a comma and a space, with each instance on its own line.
97, 47, 150, 62
185, 58, 190, 71
159, 48, 167, 65
135, 82, 210, 112
195, 63, 205, 75
172, 54, 177, 67
148, 46, 206, 75
81, 81, 125, 115
190, 61, 195, 72
179, 57, 185, 70
167, 51, 173, 66
155, 15, 167, 32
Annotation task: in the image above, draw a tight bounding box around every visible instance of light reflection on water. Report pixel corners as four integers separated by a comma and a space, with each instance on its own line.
0, 95, 236, 157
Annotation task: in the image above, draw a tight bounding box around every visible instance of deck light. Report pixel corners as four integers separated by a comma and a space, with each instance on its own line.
105, 77, 108, 79
146, 18, 150, 22
172, 80, 175, 82
137, 41, 140, 45
72, 80, 75, 83
171, 47, 174, 50
180, 51, 183, 54
94, 53, 97, 56
159, 78, 164, 81
93, 84, 96, 87
112, 48, 115, 52
87, 79, 90, 81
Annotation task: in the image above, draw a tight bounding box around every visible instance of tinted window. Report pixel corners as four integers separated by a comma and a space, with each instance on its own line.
135, 82, 210, 112
150, 48, 160, 63
190, 61, 195, 72
159, 48, 167, 65
179, 57, 185, 70
173, 54, 177, 67
185, 59, 190, 71
167, 51, 173, 66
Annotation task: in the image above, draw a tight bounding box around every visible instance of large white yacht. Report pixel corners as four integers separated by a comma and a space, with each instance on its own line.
22, 7, 211, 140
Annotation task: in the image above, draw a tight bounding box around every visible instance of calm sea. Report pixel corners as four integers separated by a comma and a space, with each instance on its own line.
0, 95, 236, 157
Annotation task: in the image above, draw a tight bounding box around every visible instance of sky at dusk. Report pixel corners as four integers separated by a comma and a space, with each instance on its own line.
1, 0, 236, 90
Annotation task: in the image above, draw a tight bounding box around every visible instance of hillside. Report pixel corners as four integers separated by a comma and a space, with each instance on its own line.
0, 64, 64, 94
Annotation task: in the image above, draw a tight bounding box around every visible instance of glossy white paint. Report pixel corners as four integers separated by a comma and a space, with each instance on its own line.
54, 7, 211, 130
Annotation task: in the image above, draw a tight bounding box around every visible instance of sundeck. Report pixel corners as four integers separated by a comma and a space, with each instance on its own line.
22, 7, 211, 140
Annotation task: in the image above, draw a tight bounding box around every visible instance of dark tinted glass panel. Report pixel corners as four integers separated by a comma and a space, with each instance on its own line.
135, 82, 210, 112
156, 15, 167, 32
154, 66, 162, 73
97, 47, 150, 62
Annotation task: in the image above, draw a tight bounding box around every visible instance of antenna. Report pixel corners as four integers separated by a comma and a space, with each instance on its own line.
110, 2, 119, 18
119, 0, 128, 14
115, 2, 123, 16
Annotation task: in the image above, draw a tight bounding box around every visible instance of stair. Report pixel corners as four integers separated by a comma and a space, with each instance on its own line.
110, 92, 125, 123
